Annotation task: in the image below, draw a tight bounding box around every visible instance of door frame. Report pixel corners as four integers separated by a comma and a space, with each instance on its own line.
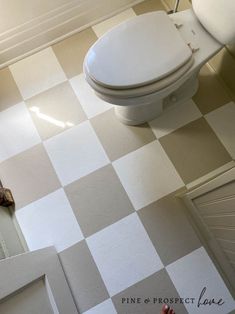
181, 164, 235, 297
0, 246, 79, 314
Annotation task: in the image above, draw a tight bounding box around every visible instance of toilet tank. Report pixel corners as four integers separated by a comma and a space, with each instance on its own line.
192, 0, 235, 45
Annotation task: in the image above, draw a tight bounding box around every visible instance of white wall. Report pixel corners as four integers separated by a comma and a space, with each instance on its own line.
0, 0, 142, 68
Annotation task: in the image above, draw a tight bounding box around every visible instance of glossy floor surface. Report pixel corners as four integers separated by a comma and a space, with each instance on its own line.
0, 0, 235, 313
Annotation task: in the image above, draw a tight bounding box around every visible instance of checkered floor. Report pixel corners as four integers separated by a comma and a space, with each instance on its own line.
0, 1, 235, 313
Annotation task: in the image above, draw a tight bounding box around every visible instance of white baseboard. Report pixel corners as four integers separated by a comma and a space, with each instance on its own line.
0, 0, 142, 68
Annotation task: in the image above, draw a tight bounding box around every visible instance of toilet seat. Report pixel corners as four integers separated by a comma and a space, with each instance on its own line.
83, 7, 225, 125
84, 56, 194, 98
84, 11, 193, 90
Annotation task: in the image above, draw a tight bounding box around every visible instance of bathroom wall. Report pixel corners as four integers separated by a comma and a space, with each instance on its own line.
0, 0, 142, 68
163, 0, 190, 11
209, 48, 235, 100
162, 0, 235, 100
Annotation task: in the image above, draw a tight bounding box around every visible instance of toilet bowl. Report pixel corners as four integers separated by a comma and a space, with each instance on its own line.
84, 0, 235, 125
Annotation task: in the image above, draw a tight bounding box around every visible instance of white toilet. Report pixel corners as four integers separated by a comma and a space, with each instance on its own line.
84, 0, 235, 125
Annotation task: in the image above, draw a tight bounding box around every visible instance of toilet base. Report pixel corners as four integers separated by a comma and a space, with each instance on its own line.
114, 100, 163, 126
114, 74, 199, 125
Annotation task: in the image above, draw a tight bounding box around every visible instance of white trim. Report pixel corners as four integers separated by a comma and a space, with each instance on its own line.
0, 0, 77, 40
186, 166, 235, 199
181, 166, 235, 296
186, 160, 235, 191
9, 206, 29, 252
0, 0, 143, 69
45, 276, 60, 314
0, 232, 9, 259
0, 247, 78, 313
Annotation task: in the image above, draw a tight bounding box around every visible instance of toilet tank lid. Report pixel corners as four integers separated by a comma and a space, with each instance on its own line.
84, 11, 192, 89
192, 0, 235, 45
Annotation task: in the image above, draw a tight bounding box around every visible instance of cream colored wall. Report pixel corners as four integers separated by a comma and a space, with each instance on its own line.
209, 48, 235, 100
0, 0, 142, 68
163, 0, 190, 11
163, 0, 235, 100
229, 44, 235, 57
0, 0, 68, 33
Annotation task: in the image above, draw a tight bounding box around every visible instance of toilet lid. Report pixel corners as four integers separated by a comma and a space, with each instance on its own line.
84, 11, 193, 89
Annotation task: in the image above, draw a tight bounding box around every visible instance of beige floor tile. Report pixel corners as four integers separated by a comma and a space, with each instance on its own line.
159, 117, 232, 184
0, 67, 22, 111
133, 0, 166, 15
52, 28, 98, 79
112, 270, 188, 314
26, 81, 87, 140
90, 109, 156, 161
193, 65, 231, 114
149, 99, 202, 139
138, 189, 201, 265
0, 144, 61, 209
92, 9, 136, 38
65, 164, 134, 237
205, 102, 235, 159
59, 241, 109, 313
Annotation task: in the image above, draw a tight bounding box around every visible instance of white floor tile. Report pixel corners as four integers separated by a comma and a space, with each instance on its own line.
9, 47, 67, 99
205, 102, 235, 158
16, 189, 84, 252
149, 99, 202, 138
0, 102, 41, 162
113, 140, 184, 210
83, 299, 117, 314
44, 121, 109, 186
86, 213, 163, 296
166, 247, 235, 314
92, 8, 136, 37
70, 74, 112, 119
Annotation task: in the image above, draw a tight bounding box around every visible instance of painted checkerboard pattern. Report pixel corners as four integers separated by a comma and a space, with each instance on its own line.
0, 1, 234, 313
